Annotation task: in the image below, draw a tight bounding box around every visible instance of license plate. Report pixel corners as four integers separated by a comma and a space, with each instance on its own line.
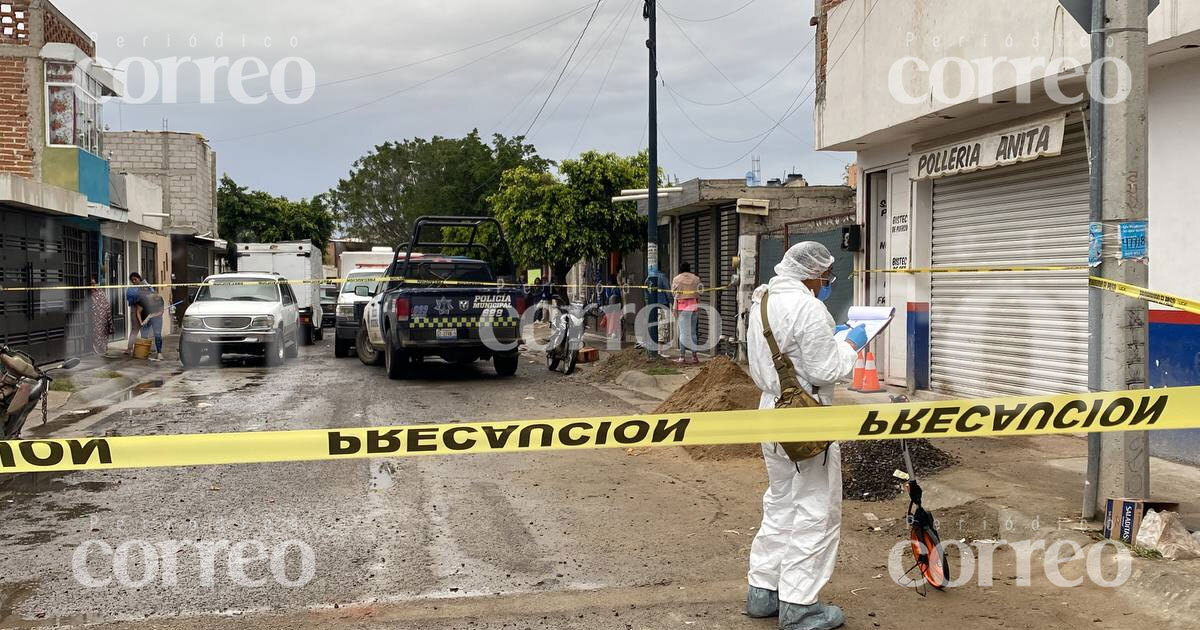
436, 328, 457, 339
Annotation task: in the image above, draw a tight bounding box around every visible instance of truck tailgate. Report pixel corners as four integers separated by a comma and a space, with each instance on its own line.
405, 289, 520, 342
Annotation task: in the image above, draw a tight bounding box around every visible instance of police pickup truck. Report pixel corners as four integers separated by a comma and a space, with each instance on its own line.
356, 217, 525, 379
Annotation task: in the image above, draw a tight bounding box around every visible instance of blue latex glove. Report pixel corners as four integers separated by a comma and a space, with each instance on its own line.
844, 324, 868, 350
833, 324, 850, 334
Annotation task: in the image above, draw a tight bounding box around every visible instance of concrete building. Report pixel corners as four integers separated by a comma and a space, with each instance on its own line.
104, 130, 225, 323
624, 177, 855, 355
0, 0, 141, 361
815, 0, 1199, 461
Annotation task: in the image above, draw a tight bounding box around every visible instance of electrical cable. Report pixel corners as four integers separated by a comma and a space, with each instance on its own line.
660, 0, 757, 23
659, 10, 808, 144
658, 0, 878, 171
533, 0, 636, 141
659, 38, 810, 107
522, 0, 605, 138
569, 0, 641, 156
493, 15, 592, 133
210, 7, 593, 143
177, 2, 596, 106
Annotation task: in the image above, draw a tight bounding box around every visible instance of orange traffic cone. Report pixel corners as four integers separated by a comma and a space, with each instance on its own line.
849, 351, 866, 391
858, 351, 885, 393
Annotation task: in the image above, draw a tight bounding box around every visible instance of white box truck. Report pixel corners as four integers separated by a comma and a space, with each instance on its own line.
337, 247, 396, 278
237, 241, 325, 345
333, 247, 397, 358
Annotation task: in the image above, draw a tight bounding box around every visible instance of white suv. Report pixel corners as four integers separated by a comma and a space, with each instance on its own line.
180, 272, 300, 367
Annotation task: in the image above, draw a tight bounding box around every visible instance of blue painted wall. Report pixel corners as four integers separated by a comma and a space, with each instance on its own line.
77, 149, 110, 207
1147, 310, 1200, 466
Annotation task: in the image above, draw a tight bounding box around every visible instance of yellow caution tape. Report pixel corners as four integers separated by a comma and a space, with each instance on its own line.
1089, 277, 1200, 316
3, 386, 1196, 474
0, 275, 734, 296
855, 265, 1090, 275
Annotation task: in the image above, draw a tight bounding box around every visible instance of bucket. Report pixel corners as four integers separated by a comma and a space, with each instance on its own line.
132, 338, 153, 360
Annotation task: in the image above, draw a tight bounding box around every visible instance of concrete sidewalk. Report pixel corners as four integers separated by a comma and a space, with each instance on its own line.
46, 333, 181, 415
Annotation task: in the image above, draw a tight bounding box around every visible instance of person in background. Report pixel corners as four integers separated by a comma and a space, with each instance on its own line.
671, 262, 703, 364
135, 285, 166, 361
744, 241, 866, 630
89, 277, 113, 357
124, 273, 144, 355
531, 277, 545, 322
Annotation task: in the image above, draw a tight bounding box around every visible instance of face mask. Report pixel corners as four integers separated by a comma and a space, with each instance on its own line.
817, 284, 833, 302
816, 275, 836, 302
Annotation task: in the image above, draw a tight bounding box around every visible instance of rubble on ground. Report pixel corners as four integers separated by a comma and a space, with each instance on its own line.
587, 346, 681, 382
841, 438, 957, 502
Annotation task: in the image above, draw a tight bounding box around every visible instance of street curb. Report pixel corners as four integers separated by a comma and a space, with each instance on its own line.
68, 376, 138, 406
615, 370, 689, 401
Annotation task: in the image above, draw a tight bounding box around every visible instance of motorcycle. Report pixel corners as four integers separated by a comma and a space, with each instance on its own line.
1, 345, 80, 439
545, 299, 600, 376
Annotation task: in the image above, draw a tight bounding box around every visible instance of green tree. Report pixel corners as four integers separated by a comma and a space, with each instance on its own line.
323, 131, 549, 247
489, 151, 653, 288
217, 176, 335, 252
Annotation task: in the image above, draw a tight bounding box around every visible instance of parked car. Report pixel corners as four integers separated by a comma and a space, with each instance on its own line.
334, 268, 385, 358
179, 272, 301, 368
359, 216, 524, 379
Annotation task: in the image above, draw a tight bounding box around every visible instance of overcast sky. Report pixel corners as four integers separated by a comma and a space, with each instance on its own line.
58, 0, 851, 200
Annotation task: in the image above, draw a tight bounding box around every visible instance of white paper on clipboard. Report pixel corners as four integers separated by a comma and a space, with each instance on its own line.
833, 306, 896, 345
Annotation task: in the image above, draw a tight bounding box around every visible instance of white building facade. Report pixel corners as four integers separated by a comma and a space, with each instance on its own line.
816, 0, 1200, 460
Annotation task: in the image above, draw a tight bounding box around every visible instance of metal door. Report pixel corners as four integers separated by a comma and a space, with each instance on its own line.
717, 207, 739, 343
930, 125, 1089, 398
884, 168, 913, 384
62, 226, 93, 358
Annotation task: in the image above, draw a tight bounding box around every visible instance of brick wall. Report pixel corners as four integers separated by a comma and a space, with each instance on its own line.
103, 131, 219, 236
815, 0, 850, 105
0, 57, 32, 177
40, 1, 93, 56
0, 1, 31, 45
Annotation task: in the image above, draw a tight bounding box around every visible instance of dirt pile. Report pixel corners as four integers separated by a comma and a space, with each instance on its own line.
653, 357, 763, 460
587, 347, 679, 382
841, 438, 957, 502
649, 356, 958, 486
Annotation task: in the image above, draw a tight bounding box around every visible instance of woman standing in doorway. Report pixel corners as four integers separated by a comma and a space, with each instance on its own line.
89, 277, 113, 357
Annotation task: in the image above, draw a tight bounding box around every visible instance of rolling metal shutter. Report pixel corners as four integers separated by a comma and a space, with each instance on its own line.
930, 124, 1089, 398
677, 211, 715, 348
694, 211, 714, 346
718, 207, 739, 343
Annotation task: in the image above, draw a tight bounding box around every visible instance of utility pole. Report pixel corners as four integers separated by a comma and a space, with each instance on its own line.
644, 0, 660, 352
1084, 0, 1151, 517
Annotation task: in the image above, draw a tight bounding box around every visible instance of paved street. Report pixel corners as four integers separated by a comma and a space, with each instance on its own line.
0, 340, 1196, 629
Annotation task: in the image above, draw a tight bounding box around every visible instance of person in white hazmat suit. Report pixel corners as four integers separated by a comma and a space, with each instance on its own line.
745, 242, 867, 630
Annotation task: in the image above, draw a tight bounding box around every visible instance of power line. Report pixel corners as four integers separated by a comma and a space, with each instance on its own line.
658, 0, 878, 171
659, 36, 811, 107
660, 10, 808, 145
660, 0, 757, 23
210, 8, 592, 143
493, 14, 593, 133
522, 0, 605, 138
534, 0, 636, 141
569, 0, 641, 156
176, 3, 595, 106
